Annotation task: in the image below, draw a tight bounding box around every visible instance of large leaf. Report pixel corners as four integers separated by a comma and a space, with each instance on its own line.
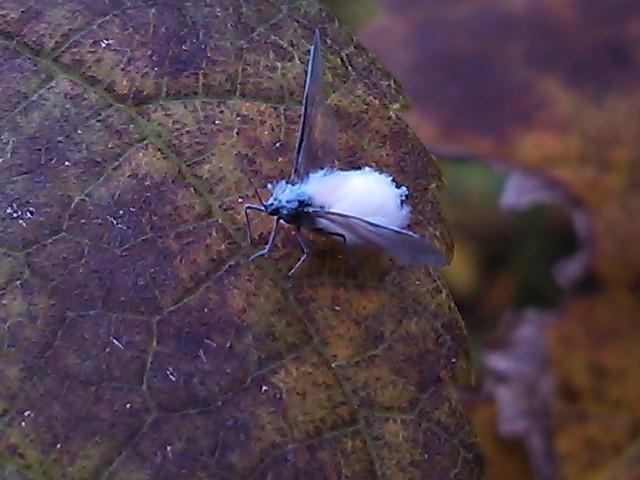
0, 1, 480, 479
361, 1, 640, 479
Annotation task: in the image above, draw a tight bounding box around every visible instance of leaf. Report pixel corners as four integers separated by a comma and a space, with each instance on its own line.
360, 1, 640, 478
482, 309, 556, 480
0, 1, 480, 479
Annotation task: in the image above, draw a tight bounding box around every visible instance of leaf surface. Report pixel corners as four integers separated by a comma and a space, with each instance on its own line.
0, 1, 480, 479
361, 1, 640, 478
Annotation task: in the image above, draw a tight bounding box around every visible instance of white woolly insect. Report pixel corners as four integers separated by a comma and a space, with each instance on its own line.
302, 168, 411, 241
243, 30, 448, 275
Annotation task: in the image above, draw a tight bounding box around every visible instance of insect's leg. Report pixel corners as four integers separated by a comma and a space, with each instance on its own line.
289, 229, 310, 276
244, 204, 266, 245
311, 228, 347, 244
322, 230, 355, 267
249, 218, 279, 261
324, 231, 347, 244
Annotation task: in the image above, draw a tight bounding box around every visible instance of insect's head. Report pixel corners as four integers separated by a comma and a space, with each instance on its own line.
264, 180, 311, 223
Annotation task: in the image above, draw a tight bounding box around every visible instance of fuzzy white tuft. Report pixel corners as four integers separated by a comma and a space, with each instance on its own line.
302, 168, 411, 228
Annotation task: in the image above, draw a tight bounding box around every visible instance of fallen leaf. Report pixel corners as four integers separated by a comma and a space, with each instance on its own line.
359, 1, 640, 478
0, 1, 481, 478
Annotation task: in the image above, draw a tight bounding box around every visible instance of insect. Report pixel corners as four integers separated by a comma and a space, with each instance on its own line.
244, 30, 449, 275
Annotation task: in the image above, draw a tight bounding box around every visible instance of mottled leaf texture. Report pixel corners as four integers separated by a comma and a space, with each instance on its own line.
0, 1, 480, 480
362, 1, 640, 479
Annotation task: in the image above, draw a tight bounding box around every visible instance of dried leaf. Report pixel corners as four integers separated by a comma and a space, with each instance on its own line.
483, 309, 556, 480
360, 0, 640, 478
0, 1, 480, 479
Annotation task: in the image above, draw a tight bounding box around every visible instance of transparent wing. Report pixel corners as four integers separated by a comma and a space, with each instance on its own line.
290, 29, 337, 181
309, 209, 450, 267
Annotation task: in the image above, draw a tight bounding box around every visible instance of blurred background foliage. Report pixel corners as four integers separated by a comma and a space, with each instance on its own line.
322, 1, 640, 479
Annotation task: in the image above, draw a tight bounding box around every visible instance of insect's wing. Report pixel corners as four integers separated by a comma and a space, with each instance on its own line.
310, 209, 450, 267
290, 30, 337, 181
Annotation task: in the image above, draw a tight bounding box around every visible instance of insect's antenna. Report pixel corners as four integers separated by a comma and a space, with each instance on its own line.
246, 174, 267, 209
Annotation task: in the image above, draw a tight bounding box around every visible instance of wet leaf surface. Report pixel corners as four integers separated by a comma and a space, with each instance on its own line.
0, 1, 480, 479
